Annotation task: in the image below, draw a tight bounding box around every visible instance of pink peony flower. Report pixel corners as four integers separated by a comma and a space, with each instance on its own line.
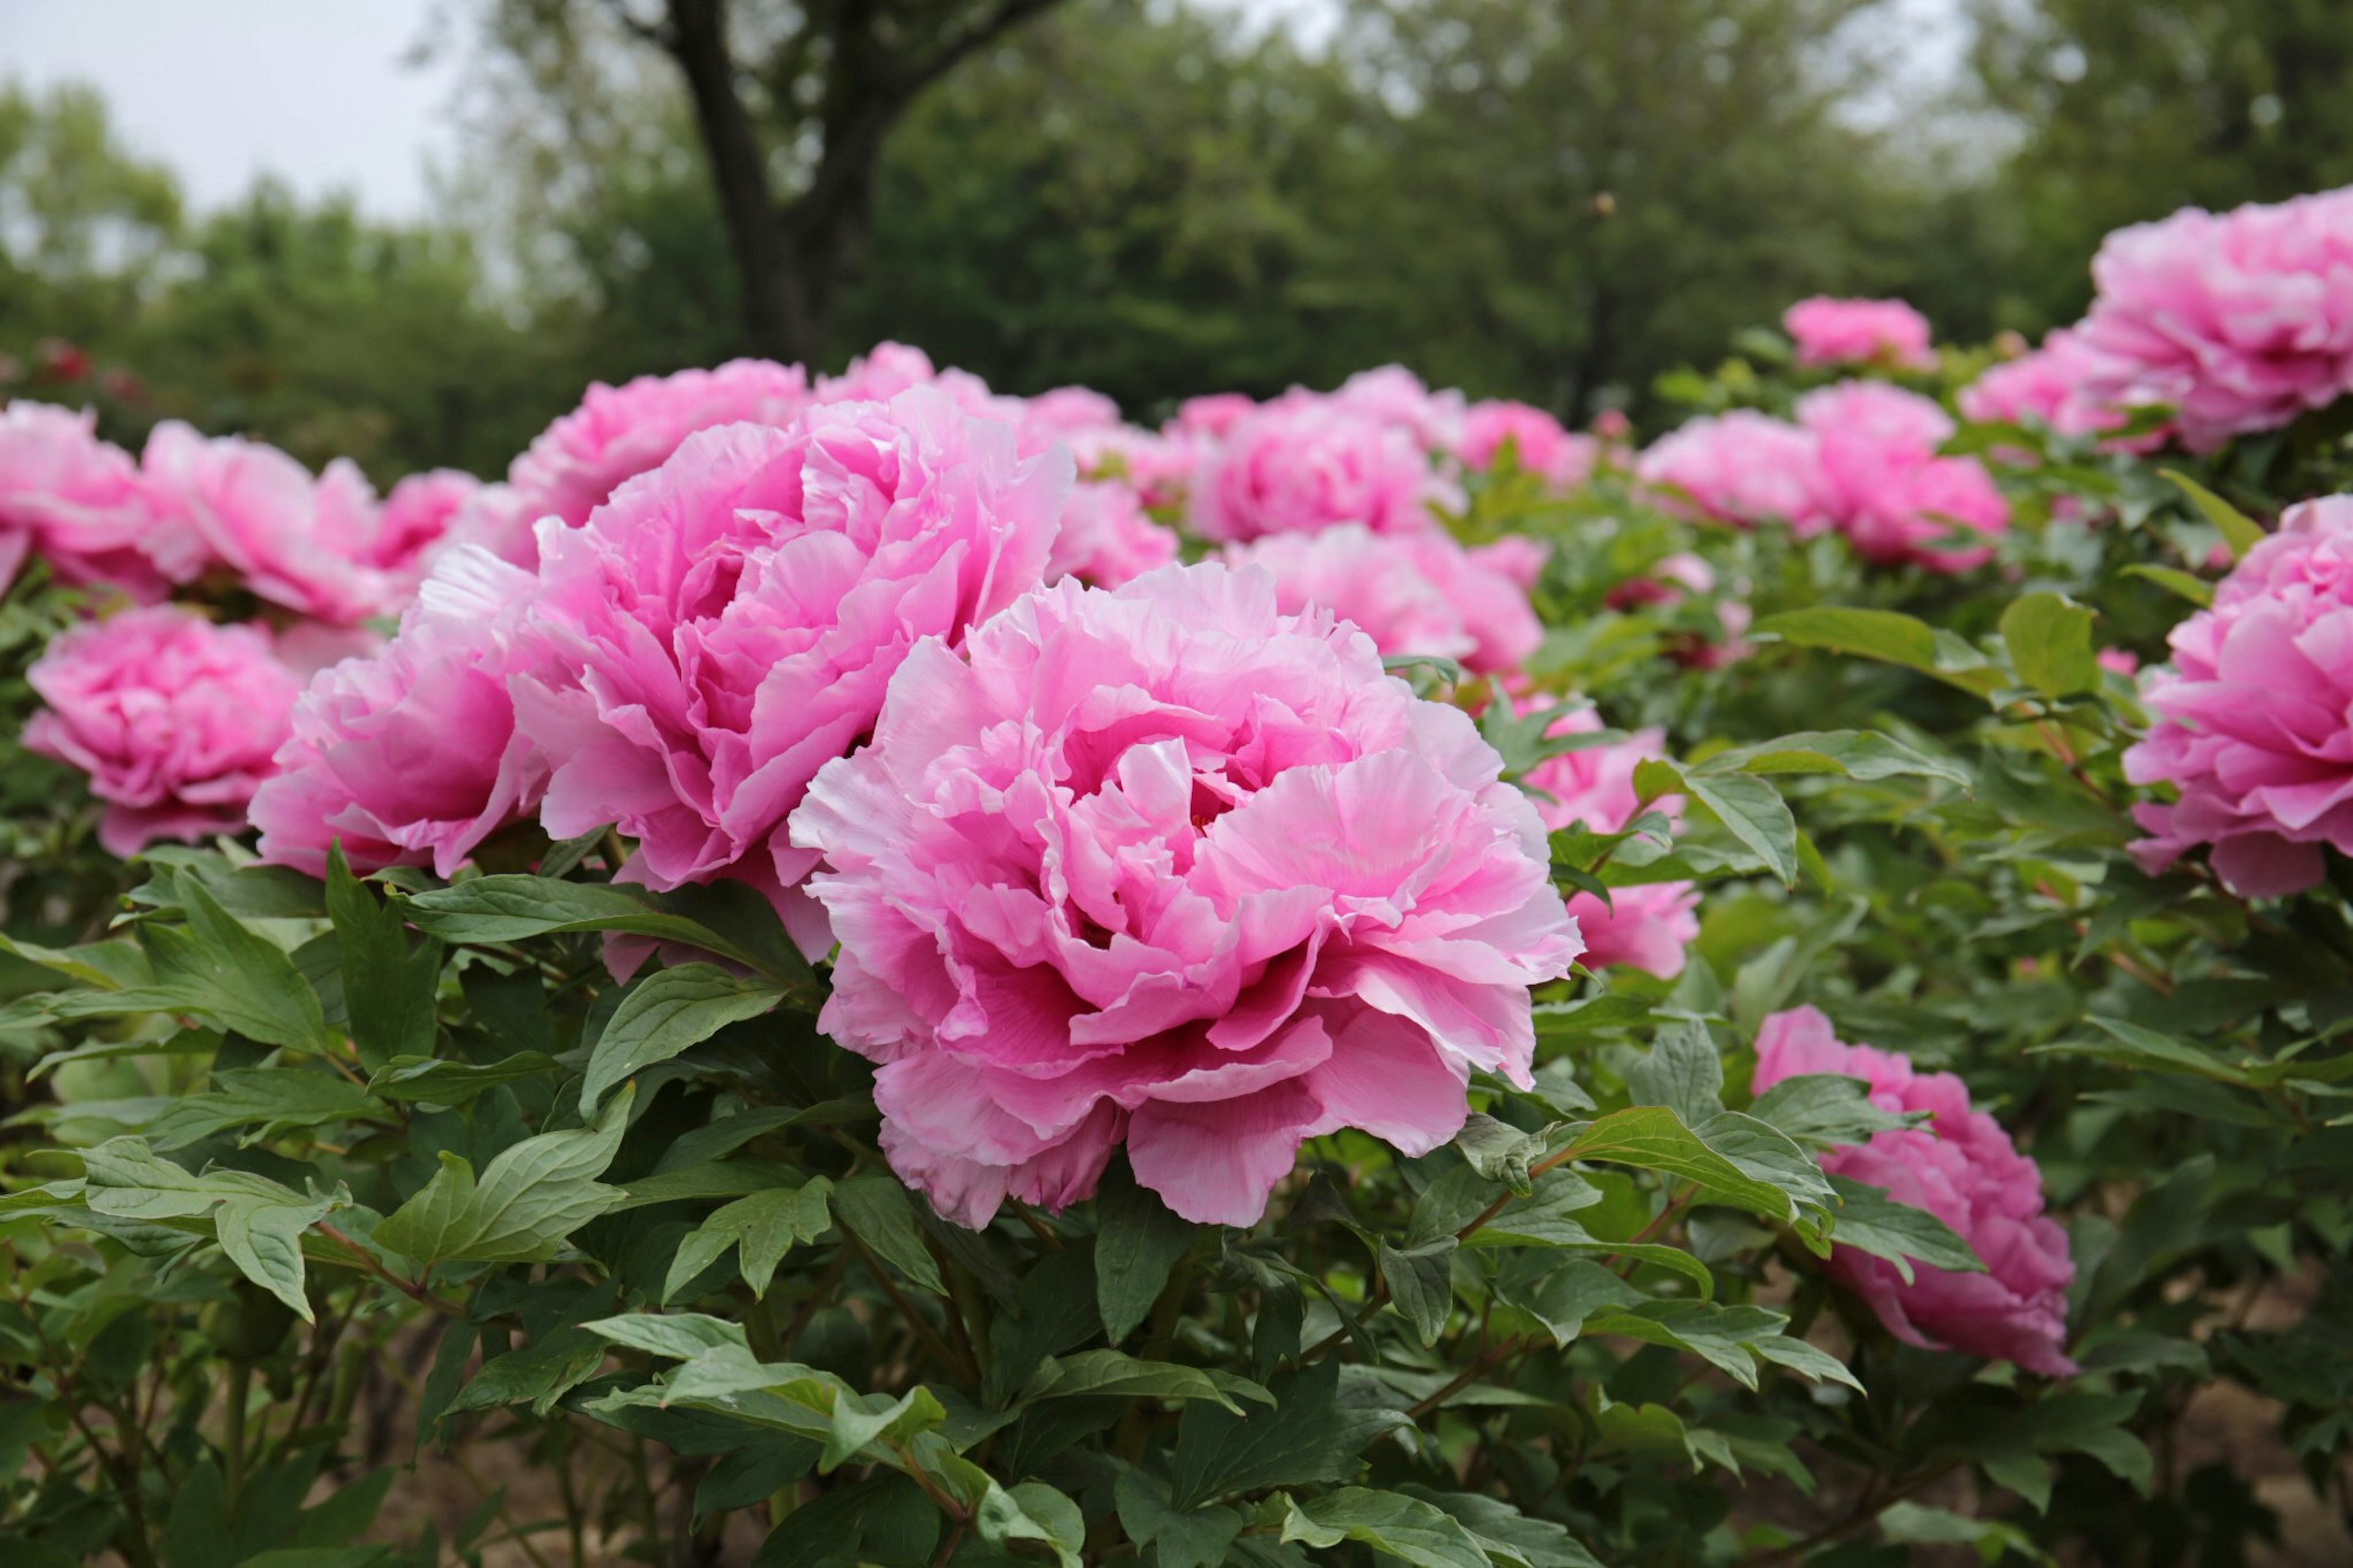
2124, 496, 2353, 896
1172, 393, 1257, 439
1635, 410, 1832, 534
1067, 424, 1197, 507
26, 606, 303, 857
2097, 648, 2140, 677
1469, 535, 1551, 591
1457, 401, 1600, 490
1, 402, 202, 600
1752, 1006, 2077, 1376
369, 469, 480, 582
138, 423, 396, 623
1328, 365, 1466, 450
1797, 382, 2009, 573
1604, 553, 1752, 670
505, 360, 813, 553
1958, 327, 2145, 442
1048, 480, 1181, 588
1188, 400, 1439, 542
513, 389, 1064, 957
815, 341, 947, 405
1783, 297, 1938, 371
1020, 386, 1124, 448
1517, 703, 1699, 978
2075, 189, 2353, 453
250, 546, 549, 880
1226, 523, 1541, 677
790, 562, 1583, 1227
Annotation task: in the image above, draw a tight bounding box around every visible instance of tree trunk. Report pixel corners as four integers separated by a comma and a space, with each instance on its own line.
664, 0, 811, 361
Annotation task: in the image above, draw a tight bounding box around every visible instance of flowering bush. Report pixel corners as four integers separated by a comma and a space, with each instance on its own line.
16, 184, 2353, 1568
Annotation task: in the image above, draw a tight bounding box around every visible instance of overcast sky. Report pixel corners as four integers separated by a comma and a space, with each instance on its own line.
1, 0, 1958, 222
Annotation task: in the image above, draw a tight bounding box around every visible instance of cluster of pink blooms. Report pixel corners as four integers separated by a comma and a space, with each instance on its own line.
1634, 382, 2010, 572
1957, 184, 2353, 453
1753, 1006, 2077, 1376
1517, 701, 1700, 977
1783, 297, 1937, 372
5, 349, 1670, 1229
2125, 497, 2353, 898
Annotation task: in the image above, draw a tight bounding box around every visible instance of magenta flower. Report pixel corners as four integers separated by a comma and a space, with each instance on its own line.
0, 402, 202, 600
1636, 410, 1832, 535
514, 390, 1063, 957
1188, 400, 1439, 542
2075, 188, 2353, 452
505, 360, 813, 553
1227, 523, 1542, 677
1797, 382, 2009, 573
1752, 1006, 2076, 1376
1517, 702, 1699, 978
2125, 496, 2353, 897
369, 469, 480, 583
27, 607, 302, 857
789, 562, 1583, 1227
251, 547, 549, 880
138, 422, 396, 624
1047, 480, 1180, 588
1456, 401, 1599, 491
1783, 297, 1938, 371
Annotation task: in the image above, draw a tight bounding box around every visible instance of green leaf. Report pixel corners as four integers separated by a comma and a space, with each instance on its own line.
1752, 606, 2003, 695
450, 1328, 609, 1418
146, 1068, 383, 1151
400, 875, 809, 985
1168, 1358, 1408, 1509
373, 1084, 635, 1266
367, 1051, 563, 1108
1581, 1300, 1789, 1390
582, 1311, 749, 1362
1115, 1471, 1244, 1568
2161, 468, 2265, 558
325, 846, 443, 1072
975, 1480, 1085, 1568
214, 1189, 341, 1322
1025, 1349, 1270, 1414
1561, 1106, 1825, 1225
1093, 1168, 1196, 1344
1398, 1488, 1603, 1568
2121, 562, 2215, 608
1275, 1487, 1493, 1568
1453, 1114, 1550, 1195
1749, 1333, 1866, 1394
581, 963, 784, 1114
1624, 1020, 1726, 1126
2033, 1015, 2251, 1084
1699, 730, 1971, 788
1377, 1239, 1458, 1346
1749, 1074, 1922, 1149
78, 879, 332, 1051
2001, 591, 2099, 698
1681, 771, 1800, 885
830, 1176, 947, 1295
664, 1178, 834, 1301
1824, 1175, 1984, 1282
820, 1386, 945, 1474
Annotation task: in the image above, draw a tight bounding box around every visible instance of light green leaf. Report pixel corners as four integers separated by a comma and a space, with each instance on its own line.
146, 1067, 383, 1150
2001, 591, 2099, 698
373, 1084, 635, 1265
2161, 468, 2265, 558
664, 1178, 833, 1301
1825, 1175, 1984, 1281
400, 875, 810, 985
1275, 1487, 1493, 1568
1625, 1020, 1726, 1126
1377, 1238, 1458, 1346
581, 963, 784, 1114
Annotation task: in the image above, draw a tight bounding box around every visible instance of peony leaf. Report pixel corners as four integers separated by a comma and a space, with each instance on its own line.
580, 962, 784, 1115
2000, 590, 2100, 698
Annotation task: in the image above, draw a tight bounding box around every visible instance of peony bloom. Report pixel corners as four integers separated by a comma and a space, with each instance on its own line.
1226, 523, 1542, 677
26, 607, 303, 857
504, 360, 812, 553
1958, 326, 2146, 443
370, 468, 480, 585
790, 562, 1583, 1228
1797, 382, 2009, 573
1172, 393, 1257, 439
1456, 401, 1600, 491
1188, 401, 1439, 542
2125, 496, 2353, 897
1636, 410, 1831, 534
1328, 365, 1467, 450
1066, 424, 1197, 508
0, 402, 203, 599
1783, 297, 1938, 371
1752, 1006, 2076, 1376
250, 547, 548, 880
2075, 188, 2353, 453
815, 341, 948, 405
1047, 480, 1181, 588
1517, 703, 1700, 977
514, 391, 1063, 957
1019, 387, 1124, 451
139, 422, 395, 623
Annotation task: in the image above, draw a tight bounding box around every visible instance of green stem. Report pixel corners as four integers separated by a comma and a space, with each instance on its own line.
223, 1362, 250, 1522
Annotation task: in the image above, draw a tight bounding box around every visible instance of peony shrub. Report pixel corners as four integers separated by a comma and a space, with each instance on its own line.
20, 192, 2353, 1565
